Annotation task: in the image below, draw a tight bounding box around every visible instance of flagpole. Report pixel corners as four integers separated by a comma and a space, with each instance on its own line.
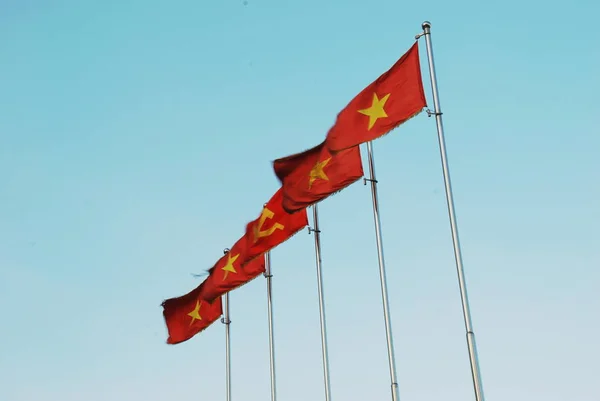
222, 250, 232, 401
264, 251, 277, 401
364, 141, 400, 401
309, 204, 332, 401
418, 21, 485, 401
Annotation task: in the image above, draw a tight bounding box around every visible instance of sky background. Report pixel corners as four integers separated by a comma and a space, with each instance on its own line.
1, 1, 599, 400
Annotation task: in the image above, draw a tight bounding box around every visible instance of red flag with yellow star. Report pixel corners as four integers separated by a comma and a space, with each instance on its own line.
325, 42, 426, 152
161, 282, 223, 345
199, 237, 266, 302
244, 188, 308, 259
273, 141, 363, 213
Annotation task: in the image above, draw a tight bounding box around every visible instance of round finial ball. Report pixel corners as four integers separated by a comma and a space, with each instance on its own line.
422, 21, 431, 30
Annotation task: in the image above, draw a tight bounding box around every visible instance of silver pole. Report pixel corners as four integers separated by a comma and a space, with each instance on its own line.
310, 204, 332, 401
420, 20, 485, 401
365, 141, 400, 401
222, 250, 232, 401
264, 251, 277, 401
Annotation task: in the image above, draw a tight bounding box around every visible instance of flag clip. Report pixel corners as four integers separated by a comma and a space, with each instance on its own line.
307, 226, 321, 235
363, 178, 378, 185
426, 109, 442, 117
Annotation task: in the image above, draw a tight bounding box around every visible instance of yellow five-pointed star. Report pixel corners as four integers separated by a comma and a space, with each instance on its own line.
187, 300, 203, 325
308, 157, 331, 189
221, 252, 240, 280
358, 93, 391, 130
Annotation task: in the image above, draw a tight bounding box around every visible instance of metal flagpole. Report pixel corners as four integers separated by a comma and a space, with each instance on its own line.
264, 251, 277, 401
418, 21, 486, 401
222, 249, 232, 401
308, 204, 332, 401
364, 141, 400, 401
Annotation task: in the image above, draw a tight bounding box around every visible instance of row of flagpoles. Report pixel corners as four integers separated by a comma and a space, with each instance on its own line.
160, 21, 485, 401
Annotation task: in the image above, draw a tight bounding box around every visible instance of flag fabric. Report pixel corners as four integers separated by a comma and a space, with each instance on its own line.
161, 282, 223, 345
199, 237, 266, 302
244, 188, 308, 260
325, 42, 427, 152
273, 141, 364, 213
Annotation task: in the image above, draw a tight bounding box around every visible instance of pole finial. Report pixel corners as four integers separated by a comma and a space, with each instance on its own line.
422, 21, 431, 30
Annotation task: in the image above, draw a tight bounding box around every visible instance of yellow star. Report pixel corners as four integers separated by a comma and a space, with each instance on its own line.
358, 93, 390, 130
308, 157, 331, 189
221, 252, 240, 280
187, 300, 203, 325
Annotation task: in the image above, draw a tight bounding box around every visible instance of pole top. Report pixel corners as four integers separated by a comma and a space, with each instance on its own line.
422, 21, 431, 30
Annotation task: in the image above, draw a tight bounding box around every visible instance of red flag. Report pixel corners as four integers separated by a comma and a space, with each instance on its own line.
244, 188, 308, 259
273, 141, 363, 213
199, 237, 266, 302
161, 282, 222, 345
325, 42, 426, 151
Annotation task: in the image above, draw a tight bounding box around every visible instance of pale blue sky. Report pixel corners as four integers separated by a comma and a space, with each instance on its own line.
1, 1, 599, 400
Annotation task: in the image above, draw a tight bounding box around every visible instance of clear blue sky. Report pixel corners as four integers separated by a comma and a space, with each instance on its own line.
1, 1, 599, 400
